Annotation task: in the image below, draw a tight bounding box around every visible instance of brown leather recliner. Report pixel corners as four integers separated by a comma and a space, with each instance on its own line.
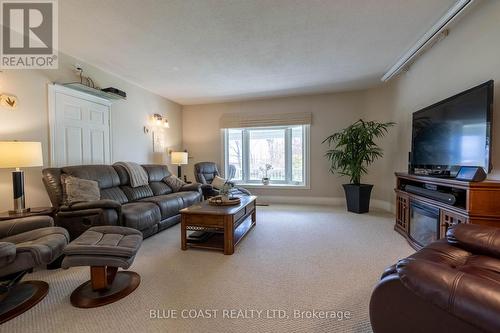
370, 223, 500, 333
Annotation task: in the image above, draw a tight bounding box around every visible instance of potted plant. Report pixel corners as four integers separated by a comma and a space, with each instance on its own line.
260, 164, 273, 185
323, 119, 394, 213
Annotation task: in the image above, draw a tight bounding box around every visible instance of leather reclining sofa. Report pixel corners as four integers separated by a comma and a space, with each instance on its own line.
42, 164, 202, 240
370, 223, 500, 333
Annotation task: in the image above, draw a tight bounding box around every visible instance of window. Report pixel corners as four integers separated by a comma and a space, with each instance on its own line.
223, 125, 309, 186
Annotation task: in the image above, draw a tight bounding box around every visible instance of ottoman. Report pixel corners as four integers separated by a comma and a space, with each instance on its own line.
62, 226, 143, 308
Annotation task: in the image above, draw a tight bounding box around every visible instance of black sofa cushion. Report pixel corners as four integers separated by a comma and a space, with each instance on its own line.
61, 165, 121, 189
121, 202, 161, 231
149, 181, 173, 196
140, 194, 184, 219
176, 191, 202, 207
100, 187, 129, 204
142, 165, 174, 196
121, 185, 154, 202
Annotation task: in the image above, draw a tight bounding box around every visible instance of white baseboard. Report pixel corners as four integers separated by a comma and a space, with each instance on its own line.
256, 195, 393, 212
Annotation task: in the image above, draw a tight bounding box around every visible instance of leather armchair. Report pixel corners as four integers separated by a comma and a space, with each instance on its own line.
178, 183, 203, 195
0, 216, 69, 324
194, 162, 223, 199
193, 162, 250, 199
370, 223, 500, 333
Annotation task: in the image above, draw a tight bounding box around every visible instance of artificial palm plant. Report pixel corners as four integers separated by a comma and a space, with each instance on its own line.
323, 119, 394, 213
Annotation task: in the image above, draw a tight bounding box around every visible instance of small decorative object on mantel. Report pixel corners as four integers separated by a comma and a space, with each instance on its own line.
61, 66, 126, 101
101, 87, 126, 99
208, 195, 241, 206
260, 164, 273, 185
0, 94, 18, 109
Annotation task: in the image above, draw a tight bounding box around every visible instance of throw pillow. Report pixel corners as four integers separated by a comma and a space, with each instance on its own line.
61, 175, 100, 205
163, 175, 186, 192
211, 175, 227, 190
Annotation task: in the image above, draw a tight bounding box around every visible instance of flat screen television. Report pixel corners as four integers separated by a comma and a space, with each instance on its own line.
411, 80, 494, 176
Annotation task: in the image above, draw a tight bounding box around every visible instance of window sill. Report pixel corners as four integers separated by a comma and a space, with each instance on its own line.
234, 183, 310, 189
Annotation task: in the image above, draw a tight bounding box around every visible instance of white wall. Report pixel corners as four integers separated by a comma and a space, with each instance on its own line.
182, 92, 371, 199
0, 52, 182, 211
182, 0, 500, 208
365, 0, 500, 205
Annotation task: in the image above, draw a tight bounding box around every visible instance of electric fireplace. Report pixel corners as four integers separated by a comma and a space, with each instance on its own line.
409, 201, 440, 247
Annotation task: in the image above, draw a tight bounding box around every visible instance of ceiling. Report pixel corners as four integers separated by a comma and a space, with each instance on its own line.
59, 0, 457, 105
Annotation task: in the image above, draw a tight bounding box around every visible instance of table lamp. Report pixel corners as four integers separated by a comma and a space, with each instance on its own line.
171, 151, 188, 178
0, 141, 43, 213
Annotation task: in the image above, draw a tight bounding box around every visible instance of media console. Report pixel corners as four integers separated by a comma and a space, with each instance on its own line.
394, 172, 500, 250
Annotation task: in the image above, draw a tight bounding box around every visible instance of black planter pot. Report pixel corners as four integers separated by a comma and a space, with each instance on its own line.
342, 184, 374, 214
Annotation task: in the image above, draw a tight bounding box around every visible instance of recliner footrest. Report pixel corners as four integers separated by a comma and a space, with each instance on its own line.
62, 226, 143, 270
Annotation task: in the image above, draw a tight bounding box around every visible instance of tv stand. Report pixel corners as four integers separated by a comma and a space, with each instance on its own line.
412, 169, 451, 177
429, 174, 453, 179
395, 172, 500, 250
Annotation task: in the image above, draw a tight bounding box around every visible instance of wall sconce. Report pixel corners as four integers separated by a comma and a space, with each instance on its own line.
144, 113, 169, 134
152, 114, 169, 128
0, 94, 18, 109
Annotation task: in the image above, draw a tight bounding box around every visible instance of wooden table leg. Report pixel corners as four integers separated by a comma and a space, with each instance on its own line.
181, 215, 187, 250
224, 215, 234, 255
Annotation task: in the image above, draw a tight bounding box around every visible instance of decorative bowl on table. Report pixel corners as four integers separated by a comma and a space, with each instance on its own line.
208, 195, 241, 206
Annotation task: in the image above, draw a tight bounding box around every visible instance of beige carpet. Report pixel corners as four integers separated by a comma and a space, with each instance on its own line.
3, 204, 413, 333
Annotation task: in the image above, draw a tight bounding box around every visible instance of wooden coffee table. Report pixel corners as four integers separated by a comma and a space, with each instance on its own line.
180, 196, 257, 255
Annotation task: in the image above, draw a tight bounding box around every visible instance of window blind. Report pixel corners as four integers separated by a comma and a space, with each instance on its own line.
220, 112, 312, 129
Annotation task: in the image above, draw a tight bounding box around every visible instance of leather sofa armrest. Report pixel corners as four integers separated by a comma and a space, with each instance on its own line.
0, 216, 54, 239
0, 242, 16, 266
179, 183, 202, 193
59, 199, 121, 212
397, 258, 500, 333
56, 208, 121, 240
57, 208, 107, 217
447, 223, 500, 259
380, 263, 397, 280
57, 207, 121, 224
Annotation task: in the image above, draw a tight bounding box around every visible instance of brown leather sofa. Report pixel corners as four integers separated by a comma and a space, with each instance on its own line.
43, 164, 202, 240
370, 223, 500, 333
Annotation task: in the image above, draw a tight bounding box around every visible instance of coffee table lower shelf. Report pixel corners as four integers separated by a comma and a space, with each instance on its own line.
185, 216, 255, 254
180, 195, 257, 255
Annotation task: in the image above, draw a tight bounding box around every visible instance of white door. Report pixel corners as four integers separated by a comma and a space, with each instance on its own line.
49, 85, 112, 167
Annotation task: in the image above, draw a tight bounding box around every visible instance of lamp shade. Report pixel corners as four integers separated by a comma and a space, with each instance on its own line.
0, 141, 43, 168
171, 151, 188, 165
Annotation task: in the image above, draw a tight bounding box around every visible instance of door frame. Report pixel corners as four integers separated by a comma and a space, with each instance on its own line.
48, 83, 113, 167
